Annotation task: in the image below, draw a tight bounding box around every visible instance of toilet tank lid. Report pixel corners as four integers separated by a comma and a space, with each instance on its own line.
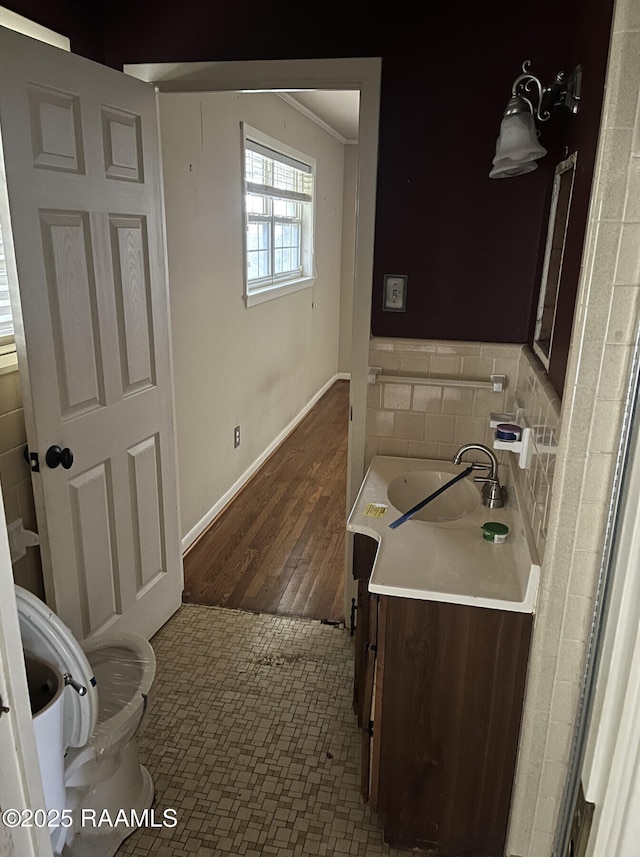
14, 585, 98, 748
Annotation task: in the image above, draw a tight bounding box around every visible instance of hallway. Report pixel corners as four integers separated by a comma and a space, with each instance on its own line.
182, 381, 349, 622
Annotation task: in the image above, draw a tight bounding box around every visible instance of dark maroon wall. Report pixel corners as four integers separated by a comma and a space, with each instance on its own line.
0, 0, 103, 61
1, 0, 614, 395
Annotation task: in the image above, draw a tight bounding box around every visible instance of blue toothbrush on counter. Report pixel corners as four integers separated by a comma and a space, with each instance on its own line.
388, 465, 474, 529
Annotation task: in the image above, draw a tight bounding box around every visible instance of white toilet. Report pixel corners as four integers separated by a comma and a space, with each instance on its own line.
15, 585, 156, 857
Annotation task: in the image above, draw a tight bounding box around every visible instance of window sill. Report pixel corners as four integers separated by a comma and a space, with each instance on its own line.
0, 351, 18, 375
244, 276, 314, 307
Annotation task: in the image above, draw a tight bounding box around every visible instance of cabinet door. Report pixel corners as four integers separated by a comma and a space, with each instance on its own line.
376, 597, 532, 856
360, 593, 379, 801
353, 579, 369, 723
352, 534, 378, 721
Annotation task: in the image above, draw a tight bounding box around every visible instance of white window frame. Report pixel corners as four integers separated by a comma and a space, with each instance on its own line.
241, 122, 315, 307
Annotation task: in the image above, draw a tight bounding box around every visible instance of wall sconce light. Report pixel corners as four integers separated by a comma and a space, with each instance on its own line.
489, 60, 582, 179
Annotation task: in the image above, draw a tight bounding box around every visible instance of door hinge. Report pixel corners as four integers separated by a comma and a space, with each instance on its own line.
23, 445, 40, 472
0, 694, 9, 717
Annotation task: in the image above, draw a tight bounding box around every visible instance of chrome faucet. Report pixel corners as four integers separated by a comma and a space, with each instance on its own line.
452, 443, 506, 509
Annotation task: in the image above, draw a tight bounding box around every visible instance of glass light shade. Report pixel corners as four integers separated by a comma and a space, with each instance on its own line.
489, 158, 539, 179
488, 111, 547, 178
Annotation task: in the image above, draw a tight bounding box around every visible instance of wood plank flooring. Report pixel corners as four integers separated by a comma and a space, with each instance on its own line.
182, 380, 349, 622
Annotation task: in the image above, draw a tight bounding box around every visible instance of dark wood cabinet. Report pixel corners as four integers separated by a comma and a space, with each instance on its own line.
352, 534, 533, 856
352, 533, 378, 725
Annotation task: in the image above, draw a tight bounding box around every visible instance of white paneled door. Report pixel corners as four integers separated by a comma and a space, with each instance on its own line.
0, 26, 182, 641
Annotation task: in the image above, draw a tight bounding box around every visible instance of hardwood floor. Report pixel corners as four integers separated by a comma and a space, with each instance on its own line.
182, 380, 349, 622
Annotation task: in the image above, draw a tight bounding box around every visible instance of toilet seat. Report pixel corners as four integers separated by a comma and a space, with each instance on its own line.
64, 633, 155, 787
15, 586, 97, 747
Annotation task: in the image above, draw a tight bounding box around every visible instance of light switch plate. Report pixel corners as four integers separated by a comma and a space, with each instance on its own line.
382, 274, 407, 312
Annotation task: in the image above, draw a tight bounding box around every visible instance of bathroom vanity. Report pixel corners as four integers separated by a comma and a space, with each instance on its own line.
348, 456, 540, 856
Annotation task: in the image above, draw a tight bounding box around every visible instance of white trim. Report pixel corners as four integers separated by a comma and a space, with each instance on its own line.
0, 482, 53, 857
182, 373, 345, 553
0, 8, 69, 51
0, 349, 17, 375
582, 394, 640, 857
244, 276, 314, 307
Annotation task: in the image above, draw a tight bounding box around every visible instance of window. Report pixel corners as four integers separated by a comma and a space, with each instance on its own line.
242, 124, 314, 306
0, 219, 16, 360
533, 152, 577, 370
0, 222, 12, 341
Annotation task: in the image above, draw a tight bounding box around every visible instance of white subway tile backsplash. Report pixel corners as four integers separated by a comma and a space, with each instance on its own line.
407, 440, 440, 459
437, 442, 461, 460
615, 221, 640, 284
529, 831, 555, 857
606, 284, 640, 344
550, 681, 581, 726
556, 639, 588, 683
453, 416, 487, 445
461, 356, 494, 379
441, 387, 474, 416
534, 796, 561, 836
382, 383, 412, 410
398, 352, 431, 374
394, 412, 425, 441
589, 398, 625, 453
623, 156, 640, 221
562, 594, 596, 643
425, 414, 456, 443
367, 408, 394, 438
595, 128, 634, 221
604, 30, 640, 130
568, 550, 603, 598
378, 438, 409, 458
412, 385, 442, 413
597, 342, 633, 399
430, 355, 462, 377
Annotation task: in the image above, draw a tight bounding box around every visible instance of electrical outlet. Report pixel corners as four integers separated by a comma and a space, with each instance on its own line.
234, 425, 240, 448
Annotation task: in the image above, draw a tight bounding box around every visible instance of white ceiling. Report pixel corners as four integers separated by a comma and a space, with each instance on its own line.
281, 91, 360, 143
125, 64, 361, 143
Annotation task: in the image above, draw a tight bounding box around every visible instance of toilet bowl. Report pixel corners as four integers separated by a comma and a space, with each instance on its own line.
25, 654, 66, 821
15, 586, 156, 857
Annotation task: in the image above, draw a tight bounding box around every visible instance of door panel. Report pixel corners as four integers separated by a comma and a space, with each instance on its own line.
69, 462, 121, 633
40, 210, 105, 416
109, 214, 156, 394
0, 25, 182, 641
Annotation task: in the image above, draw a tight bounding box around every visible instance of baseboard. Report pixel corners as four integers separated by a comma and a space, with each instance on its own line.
182, 373, 349, 554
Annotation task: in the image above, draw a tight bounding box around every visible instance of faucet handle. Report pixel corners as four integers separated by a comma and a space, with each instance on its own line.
470, 462, 492, 471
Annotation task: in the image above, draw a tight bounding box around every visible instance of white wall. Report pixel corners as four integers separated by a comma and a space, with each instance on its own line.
159, 91, 347, 541
338, 145, 357, 374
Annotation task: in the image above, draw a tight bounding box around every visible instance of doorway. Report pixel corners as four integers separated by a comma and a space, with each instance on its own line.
154, 83, 359, 622
126, 58, 381, 621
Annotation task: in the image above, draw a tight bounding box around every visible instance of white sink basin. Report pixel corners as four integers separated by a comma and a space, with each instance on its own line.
387, 470, 480, 523
347, 456, 540, 613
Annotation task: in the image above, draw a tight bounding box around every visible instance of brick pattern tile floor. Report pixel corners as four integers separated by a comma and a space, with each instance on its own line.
116, 604, 415, 857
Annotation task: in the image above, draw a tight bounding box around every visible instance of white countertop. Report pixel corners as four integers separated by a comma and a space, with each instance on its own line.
347, 456, 540, 613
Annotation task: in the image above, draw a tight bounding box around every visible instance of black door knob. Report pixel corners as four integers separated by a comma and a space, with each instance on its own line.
46, 445, 74, 470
